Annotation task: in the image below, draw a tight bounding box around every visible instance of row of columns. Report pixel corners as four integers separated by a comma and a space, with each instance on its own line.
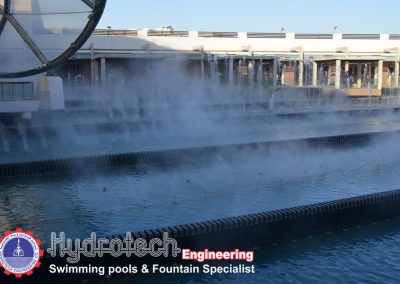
293, 46, 397, 89
303, 59, 386, 89
90, 56, 107, 87
311, 59, 386, 90
199, 55, 279, 89
90, 55, 396, 91
332, 59, 384, 90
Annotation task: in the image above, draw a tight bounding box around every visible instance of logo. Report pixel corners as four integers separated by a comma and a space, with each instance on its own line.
0, 229, 43, 278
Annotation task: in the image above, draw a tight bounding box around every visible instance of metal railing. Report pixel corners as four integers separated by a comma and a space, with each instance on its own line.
198, 31, 238, 38
247, 32, 286, 39
147, 30, 189, 37
0, 82, 35, 101
93, 29, 138, 36
389, 34, 400, 40
295, 33, 333, 39
342, 34, 380, 40
91, 29, 399, 42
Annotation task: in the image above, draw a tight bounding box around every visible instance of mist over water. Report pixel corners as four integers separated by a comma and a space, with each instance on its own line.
1, 132, 400, 243
1, 62, 400, 230
1, 61, 400, 163
1, 60, 400, 283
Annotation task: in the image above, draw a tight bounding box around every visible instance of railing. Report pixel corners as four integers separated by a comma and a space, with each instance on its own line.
0, 82, 35, 101
93, 29, 138, 36
247, 32, 286, 39
389, 34, 400, 40
147, 30, 189, 37
91, 30, 399, 42
198, 31, 238, 38
295, 33, 333, 39
342, 34, 380, 40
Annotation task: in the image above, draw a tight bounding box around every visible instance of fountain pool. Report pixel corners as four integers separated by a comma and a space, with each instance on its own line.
2, 110, 400, 164
1, 135, 400, 245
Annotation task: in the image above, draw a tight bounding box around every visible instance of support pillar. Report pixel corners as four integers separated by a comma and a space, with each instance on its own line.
272, 58, 278, 90
290, 46, 304, 87
335, 59, 341, 89
229, 57, 234, 86
100, 57, 106, 88
298, 61, 304, 87
377, 60, 383, 90
327, 65, 331, 86
200, 52, 206, 80
395, 60, 399, 88
91, 60, 99, 86
357, 64, 362, 88
345, 61, 349, 73
89, 43, 97, 86
312, 62, 318, 87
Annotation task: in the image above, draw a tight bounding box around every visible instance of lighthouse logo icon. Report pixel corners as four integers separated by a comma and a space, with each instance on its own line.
13, 239, 25, 257
0, 229, 43, 278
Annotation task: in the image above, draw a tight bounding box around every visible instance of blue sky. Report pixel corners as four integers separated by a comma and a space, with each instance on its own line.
98, 0, 399, 34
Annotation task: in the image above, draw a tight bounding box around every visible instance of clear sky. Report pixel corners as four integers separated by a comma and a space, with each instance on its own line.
98, 0, 399, 34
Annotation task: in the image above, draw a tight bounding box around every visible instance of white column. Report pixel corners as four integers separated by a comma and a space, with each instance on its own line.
272, 58, 278, 89
357, 64, 362, 88
298, 61, 304, 87
201, 61, 205, 80
395, 60, 399, 88
345, 61, 349, 73
327, 65, 331, 86
229, 57, 234, 86
200, 55, 205, 81
335, 59, 341, 89
100, 57, 106, 88
91, 60, 98, 86
312, 62, 318, 87
377, 60, 384, 90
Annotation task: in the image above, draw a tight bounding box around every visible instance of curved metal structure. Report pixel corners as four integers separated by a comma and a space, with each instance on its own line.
0, 0, 106, 78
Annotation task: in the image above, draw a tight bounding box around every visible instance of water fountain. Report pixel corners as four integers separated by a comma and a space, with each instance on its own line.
248, 60, 255, 87
0, 122, 9, 152
257, 59, 263, 87
229, 56, 234, 86
2, 5, 400, 283
213, 54, 219, 82
16, 120, 29, 151
238, 58, 244, 85
318, 64, 325, 85
247, 60, 255, 108
303, 61, 313, 86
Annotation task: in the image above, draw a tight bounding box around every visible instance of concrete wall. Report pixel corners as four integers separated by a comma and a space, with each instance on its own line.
79, 30, 400, 59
